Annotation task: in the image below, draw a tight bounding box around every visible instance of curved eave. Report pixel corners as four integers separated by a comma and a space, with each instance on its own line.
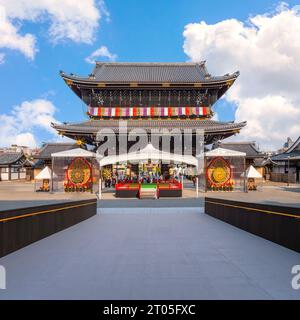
60, 71, 239, 88
51, 120, 246, 135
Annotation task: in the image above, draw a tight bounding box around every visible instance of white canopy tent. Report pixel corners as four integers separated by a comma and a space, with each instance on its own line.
35, 166, 57, 192
97, 143, 198, 167
51, 148, 96, 158
96, 143, 200, 198
35, 166, 56, 180
203, 147, 247, 193
204, 147, 246, 158
241, 165, 262, 178
50, 148, 97, 193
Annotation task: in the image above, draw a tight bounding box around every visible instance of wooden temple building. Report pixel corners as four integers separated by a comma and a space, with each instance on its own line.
52, 62, 246, 151
50, 62, 248, 196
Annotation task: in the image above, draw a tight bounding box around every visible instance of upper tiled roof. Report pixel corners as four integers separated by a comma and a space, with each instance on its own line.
215, 141, 264, 158
35, 143, 78, 159
61, 62, 239, 84
0, 152, 25, 165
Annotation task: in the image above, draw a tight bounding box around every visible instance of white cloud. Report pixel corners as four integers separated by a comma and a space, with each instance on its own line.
0, 99, 59, 148
0, 0, 106, 61
183, 3, 300, 149
235, 95, 300, 147
0, 6, 37, 59
85, 45, 117, 64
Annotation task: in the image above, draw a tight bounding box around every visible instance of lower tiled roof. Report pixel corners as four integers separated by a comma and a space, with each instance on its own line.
52, 119, 246, 134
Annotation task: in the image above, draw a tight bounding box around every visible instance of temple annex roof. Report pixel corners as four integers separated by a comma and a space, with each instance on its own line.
34, 143, 79, 160
271, 136, 300, 161
0, 152, 25, 166
214, 141, 264, 158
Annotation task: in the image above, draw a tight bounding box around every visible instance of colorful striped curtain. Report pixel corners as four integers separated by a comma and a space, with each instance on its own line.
88, 106, 210, 117
150, 106, 155, 117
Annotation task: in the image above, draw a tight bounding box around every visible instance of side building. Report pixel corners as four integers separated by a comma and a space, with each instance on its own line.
271, 136, 300, 183
0, 152, 33, 181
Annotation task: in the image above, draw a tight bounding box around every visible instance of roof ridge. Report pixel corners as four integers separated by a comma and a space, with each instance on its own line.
43, 142, 77, 146
95, 61, 206, 65
220, 141, 256, 144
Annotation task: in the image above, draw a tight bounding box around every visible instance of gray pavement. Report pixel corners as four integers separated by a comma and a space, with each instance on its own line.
0, 207, 299, 299
98, 198, 204, 208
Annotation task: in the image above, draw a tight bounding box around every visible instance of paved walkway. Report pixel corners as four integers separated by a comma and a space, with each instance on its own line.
0, 207, 299, 299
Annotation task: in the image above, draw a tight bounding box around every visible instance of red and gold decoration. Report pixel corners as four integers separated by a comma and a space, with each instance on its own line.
64, 157, 92, 192
206, 157, 233, 191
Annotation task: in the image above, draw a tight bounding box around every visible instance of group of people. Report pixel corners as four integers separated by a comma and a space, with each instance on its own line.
103, 171, 184, 187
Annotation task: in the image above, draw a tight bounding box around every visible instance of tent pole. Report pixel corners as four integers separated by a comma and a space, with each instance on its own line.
99, 168, 102, 199
196, 176, 199, 198
90, 157, 93, 194
244, 157, 247, 193
51, 158, 54, 193
181, 174, 184, 192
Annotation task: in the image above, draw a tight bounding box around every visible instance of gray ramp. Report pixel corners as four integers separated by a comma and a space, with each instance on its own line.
0, 208, 299, 299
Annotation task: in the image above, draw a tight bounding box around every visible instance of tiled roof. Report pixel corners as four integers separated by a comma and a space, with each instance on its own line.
215, 142, 263, 158
271, 150, 300, 161
61, 62, 239, 83
0, 152, 24, 165
52, 119, 246, 134
286, 136, 300, 153
35, 143, 78, 159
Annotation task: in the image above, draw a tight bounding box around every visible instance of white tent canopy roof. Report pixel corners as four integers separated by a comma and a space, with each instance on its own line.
97, 143, 198, 167
205, 147, 246, 158
241, 165, 262, 178
35, 166, 56, 179
51, 148, 96, 158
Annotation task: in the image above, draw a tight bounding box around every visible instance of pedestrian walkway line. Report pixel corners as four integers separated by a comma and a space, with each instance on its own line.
206, 200, 300, 219
0, 201, 97, 223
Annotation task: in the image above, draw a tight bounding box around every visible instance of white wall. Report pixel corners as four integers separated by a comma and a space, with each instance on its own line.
0, 173, 9, 180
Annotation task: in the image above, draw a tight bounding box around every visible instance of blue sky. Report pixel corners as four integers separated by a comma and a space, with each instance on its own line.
0, 0, 299, 149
